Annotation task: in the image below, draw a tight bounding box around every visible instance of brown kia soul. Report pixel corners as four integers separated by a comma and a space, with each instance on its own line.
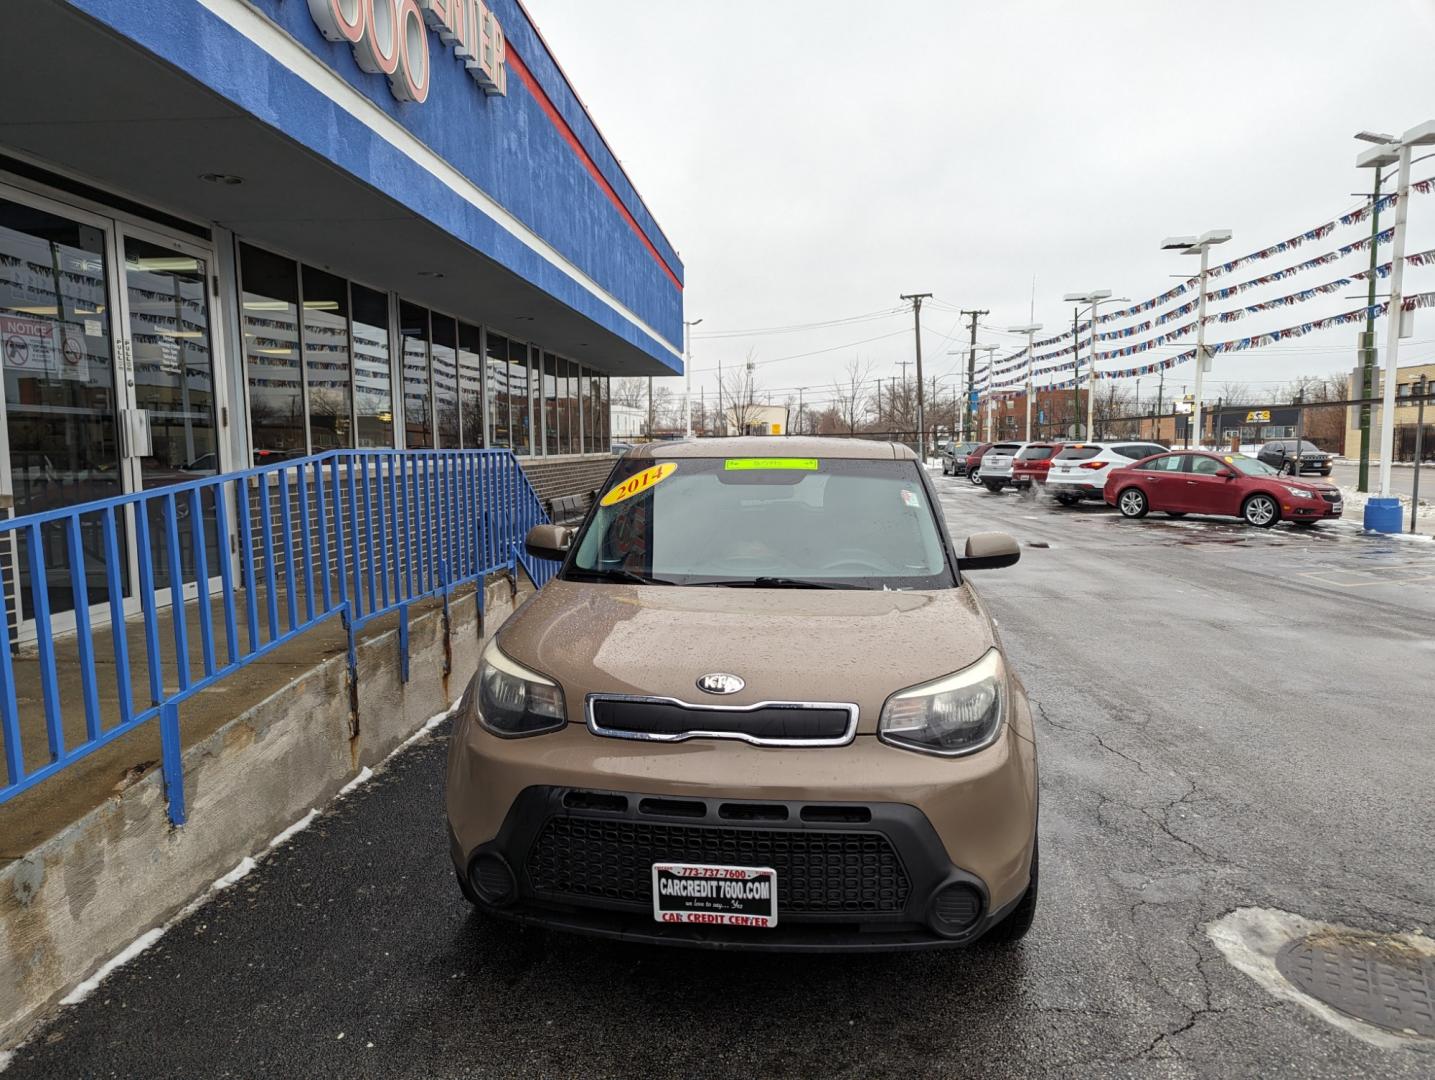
446, 437, 1038, 951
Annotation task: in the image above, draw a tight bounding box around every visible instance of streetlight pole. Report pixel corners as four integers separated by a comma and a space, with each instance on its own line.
1008, 323, 1043, 441
1356, 124, 1435, 519
900, 293, 933, 456
683, 317, 703, 438
1161, 230, 1232, 450
1063, 291, 1112, 439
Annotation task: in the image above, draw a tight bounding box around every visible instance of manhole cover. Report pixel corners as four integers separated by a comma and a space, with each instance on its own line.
1275, 932, 1435, 1037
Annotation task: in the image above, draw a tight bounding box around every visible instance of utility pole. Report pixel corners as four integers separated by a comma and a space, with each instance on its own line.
1357, 170, 1384, 492
876, 378, 883, 430
961, 309, 988, 442
1156, 370, 1165, 441
683, 317, 703, 437
1071, 306, 1081, 439
901, 293, 933, 455
716, 357, 724, 436
647, 376, 654, 437
796, 386, 806, 436
700, 386, 706, 437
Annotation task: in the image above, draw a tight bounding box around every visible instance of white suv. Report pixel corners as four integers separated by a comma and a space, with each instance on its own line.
1044, 441, 1170, 504
976, 442, 1026, 492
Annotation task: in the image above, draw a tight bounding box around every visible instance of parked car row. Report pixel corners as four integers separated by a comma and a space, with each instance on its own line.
950, 439, 1344, 529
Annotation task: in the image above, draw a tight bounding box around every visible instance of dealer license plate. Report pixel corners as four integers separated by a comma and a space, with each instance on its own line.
651, 863, 778, 928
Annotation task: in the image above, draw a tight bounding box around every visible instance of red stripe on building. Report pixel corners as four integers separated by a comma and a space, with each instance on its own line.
505, 46, 682, 292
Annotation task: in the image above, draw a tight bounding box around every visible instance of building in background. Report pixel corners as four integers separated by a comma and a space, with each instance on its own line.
1344, 361, 1435, 462
1, 0, 682, 629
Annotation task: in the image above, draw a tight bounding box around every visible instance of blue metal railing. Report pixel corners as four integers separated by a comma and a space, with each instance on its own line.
0, 448, 559, 827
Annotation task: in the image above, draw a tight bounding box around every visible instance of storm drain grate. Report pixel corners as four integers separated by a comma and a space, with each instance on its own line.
1275, 933, 1435, 1038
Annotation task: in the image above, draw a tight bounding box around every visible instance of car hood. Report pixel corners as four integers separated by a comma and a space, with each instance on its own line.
495, 580, 1000, 734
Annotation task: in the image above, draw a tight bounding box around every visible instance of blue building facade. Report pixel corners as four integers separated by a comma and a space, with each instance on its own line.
0, 0, 683, 543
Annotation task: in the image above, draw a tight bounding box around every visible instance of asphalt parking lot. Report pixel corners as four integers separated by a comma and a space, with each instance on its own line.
7, 472, 1434, 1079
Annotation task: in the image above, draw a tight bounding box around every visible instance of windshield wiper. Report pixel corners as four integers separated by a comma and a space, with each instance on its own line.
695, 577, 860, 590
568, 567, 676, 586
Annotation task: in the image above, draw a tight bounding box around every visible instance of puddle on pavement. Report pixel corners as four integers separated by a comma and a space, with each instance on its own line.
1208, 907, 1435, 1050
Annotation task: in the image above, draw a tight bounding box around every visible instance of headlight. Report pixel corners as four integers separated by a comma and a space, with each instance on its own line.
476, 641, 566, 737
879, 649, 1006, 756
1283, 486, 1313, 499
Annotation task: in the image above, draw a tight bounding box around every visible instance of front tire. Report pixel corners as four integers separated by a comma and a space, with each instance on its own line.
968, 469, 984, 486
1242, 493, 1279, 528
1117, 487, 1149, 518
985, 841, 1038, 945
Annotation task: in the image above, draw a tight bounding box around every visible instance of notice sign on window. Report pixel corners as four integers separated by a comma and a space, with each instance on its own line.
1, 315, 90, 382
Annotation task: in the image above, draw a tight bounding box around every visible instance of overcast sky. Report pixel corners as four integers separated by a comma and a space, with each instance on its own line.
525, 0, 1435, 414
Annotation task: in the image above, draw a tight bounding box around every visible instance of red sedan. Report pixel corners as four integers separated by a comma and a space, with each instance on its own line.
1011, 443, 1066, 490
1103, 450, 1343, 528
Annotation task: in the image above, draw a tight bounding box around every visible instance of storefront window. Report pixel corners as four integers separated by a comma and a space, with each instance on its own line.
432, 313, 460, 449
510, 338, 532, 455
351, 283, 392, 447
241, 244, 304, 455
543, 351, 560, 455
301, 265, 351, 450
458, 321, 484, 448
400, 301, 432, 449
485, 330, 510, 449
579, 368, 592, 455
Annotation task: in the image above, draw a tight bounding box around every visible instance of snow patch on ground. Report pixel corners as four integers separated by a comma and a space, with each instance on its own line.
337, 767, 373, 797
58, 928, 165, 1007
212, 857, 257, 891
268, 809, 319, 848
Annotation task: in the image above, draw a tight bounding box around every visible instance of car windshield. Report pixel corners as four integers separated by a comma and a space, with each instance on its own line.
1018, 446, 1055, 460
567, 456, 953, 589
1226, 454, 1279, 476
1054, 446, 1101, 461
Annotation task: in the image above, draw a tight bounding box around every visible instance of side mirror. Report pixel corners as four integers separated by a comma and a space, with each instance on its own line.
1215, 468, 1235, 479
959, 531, 1021, 571
525, 523, 573, 562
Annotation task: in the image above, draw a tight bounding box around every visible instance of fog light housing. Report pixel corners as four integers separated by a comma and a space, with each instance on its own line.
469, 852, 516, 906
929, 882, 983, 936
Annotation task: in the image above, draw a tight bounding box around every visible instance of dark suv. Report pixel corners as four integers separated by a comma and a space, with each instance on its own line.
1256, 439, 1333, 476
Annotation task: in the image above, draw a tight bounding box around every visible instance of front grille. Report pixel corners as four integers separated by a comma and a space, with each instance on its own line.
1321, 491, 1341, 504
526, 816, 911, 914
588, 696, 855, 745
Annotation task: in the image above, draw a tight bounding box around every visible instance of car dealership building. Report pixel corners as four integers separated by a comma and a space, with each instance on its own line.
0, 0, 683, 532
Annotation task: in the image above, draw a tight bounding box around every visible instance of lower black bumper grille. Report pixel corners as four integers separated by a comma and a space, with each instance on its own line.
527, 816, 911, 914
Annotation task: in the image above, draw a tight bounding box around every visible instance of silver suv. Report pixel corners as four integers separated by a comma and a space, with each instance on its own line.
976, 442, 1026, 492
1045, 441, 1169, 504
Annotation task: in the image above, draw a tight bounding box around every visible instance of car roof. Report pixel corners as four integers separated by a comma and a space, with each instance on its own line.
624, 436, 912, 461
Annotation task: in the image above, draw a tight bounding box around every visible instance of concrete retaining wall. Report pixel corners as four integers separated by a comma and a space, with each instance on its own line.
0, 575, 526, 1049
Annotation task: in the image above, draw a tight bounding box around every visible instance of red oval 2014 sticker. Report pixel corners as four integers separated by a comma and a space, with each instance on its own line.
600, 462, 678, 507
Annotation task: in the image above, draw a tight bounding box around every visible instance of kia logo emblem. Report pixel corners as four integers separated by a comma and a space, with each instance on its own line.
697, 673, 744, 695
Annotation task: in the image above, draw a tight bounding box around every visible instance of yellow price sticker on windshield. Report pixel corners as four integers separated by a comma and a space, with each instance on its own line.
723, 458, 819, 471
600, 462, 677, 507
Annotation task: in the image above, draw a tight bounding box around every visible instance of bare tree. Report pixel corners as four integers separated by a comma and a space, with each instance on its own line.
610, 377, 648, 409
830, 357, 873, 434
721, 350, 765, 435
1214, 381, 1258, 406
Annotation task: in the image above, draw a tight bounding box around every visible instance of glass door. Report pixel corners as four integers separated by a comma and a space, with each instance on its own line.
0, 189, 127, 626
115, 227, 223, 605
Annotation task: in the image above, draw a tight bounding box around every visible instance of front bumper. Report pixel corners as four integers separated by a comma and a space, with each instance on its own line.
451, 788, 1026, 951
446, 710, 1038, 952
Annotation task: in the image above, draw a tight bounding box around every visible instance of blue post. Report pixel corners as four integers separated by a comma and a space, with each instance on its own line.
134, 505, 164, 706
398, 603, 410, 683
65, 517, 102, 743
188, 487, 216, 678
26, 523, 65, 762
159, 701, 186, 826
257, 471, 280, 642
278, 467, 299, 631
296, 465, 316, 623
164, 492, 191, 693
0, 581, 25, 786
235, 479, 260, 655
102, 507, 134, 727
212, 483, 239, 666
